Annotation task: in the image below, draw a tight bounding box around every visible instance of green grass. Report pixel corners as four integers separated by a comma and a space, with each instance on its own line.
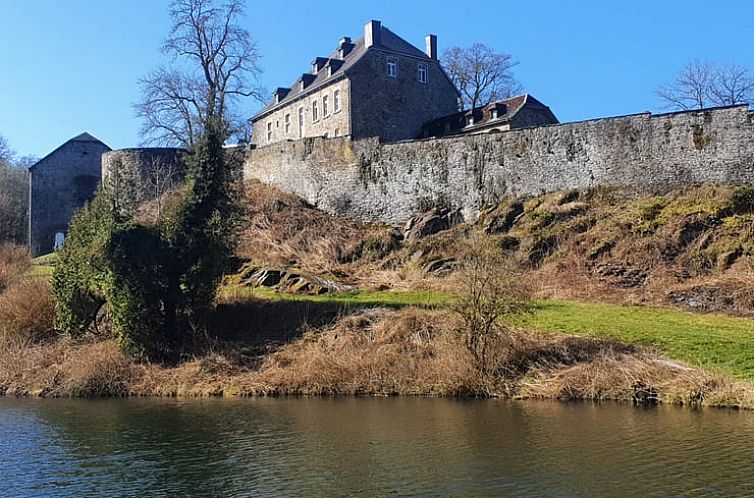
519, 301, 754, 379
27, 253, 57, 278
225, 286, 453, 308
228, 286, 754, 379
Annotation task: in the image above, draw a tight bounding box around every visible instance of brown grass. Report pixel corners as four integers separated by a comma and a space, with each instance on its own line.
0, 306, 751, 406
0, 243, 30, 291
0, 278, 55, 347
236, 180, 400, 287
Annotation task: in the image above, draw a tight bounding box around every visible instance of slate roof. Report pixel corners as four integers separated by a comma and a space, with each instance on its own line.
252, 24, 432, 120
422, 94, 558, 137
29, 132, 110, 171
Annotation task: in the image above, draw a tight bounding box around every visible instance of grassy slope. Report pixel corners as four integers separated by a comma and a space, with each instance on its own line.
233, 287, 754, 379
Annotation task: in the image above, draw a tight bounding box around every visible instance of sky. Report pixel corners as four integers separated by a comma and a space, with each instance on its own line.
1, 0, 753, 159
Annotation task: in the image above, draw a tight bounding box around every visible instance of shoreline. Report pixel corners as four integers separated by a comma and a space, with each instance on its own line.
3, 307, 753, 409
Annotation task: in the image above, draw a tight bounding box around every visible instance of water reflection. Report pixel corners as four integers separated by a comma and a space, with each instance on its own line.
1, 398, 754, 497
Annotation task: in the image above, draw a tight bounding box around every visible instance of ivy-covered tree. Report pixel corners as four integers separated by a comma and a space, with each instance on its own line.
52, 0, 244, 361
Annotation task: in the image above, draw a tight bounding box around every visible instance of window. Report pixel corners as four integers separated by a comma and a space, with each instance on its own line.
417, 63, 427, 84
312, 101, 319, 122
387, 57, 397, 78
298, 107, 305, 137
284, 113, 290, 134
266, 122, 272, 141
276, 120, 280, 128
334, 90, 341, 112
334, 128, 339, 137
323, 95, 329, 117
491, 108, 498, 120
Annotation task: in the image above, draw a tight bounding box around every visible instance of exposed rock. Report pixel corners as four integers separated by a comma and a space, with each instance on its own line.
235, 263, 355, 295
594, 263, 649, 288
667, 286, 736, 313
423, 258, 458, 275
483, 201, 524, 234
404, 207, 464, 243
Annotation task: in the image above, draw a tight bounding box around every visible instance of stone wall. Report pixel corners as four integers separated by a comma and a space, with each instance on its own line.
101, 148, 185, 210
244, 105, 754, 226
29, 135, 110, 256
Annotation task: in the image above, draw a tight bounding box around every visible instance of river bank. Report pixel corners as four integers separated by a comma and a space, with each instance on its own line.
2, 305, 753, 408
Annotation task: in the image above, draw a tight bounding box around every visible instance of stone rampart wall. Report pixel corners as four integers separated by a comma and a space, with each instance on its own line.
245, 105, 754, 225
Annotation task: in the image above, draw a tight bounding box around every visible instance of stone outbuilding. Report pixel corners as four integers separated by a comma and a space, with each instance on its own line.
252, 20, 460, 146
421, 94, 559, 138
28, 132, 110, 256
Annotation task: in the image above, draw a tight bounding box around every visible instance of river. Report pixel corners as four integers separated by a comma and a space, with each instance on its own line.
1, 397, 753, 497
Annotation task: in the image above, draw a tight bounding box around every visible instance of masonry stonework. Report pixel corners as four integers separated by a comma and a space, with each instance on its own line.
244, 105, 754, 225
253, 79, 351, 145
28, 133, 110, 256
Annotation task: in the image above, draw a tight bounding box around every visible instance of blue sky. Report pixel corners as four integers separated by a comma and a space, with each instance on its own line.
1, 0, 753, 158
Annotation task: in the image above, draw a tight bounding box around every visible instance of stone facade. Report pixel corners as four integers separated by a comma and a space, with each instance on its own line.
347, 47, 459, 142
255, 79, 351, 144
244, 105, 754, 226
101, 148, 185, 207
28, 133, 110, 256
252, 20, 459, 146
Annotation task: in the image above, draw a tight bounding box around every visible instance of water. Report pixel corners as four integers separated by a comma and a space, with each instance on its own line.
1, 398, 753, 497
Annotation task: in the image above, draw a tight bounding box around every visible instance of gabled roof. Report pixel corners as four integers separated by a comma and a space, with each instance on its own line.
29, 132, 110, 171
252, 24, 432, 121
422, 94, 559, 137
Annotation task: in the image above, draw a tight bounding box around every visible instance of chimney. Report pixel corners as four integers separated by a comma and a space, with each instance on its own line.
365, 20, 381, 48
337, 36, 354, 58
425, 34, 437, 60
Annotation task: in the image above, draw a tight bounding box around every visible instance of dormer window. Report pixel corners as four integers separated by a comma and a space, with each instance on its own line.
387, 57, 397, 78
417, 63, 427, 84
491, 108, 498, 120
466, 115, 474, 127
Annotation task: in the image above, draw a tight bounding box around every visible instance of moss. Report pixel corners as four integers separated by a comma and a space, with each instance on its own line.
732, 186, 754, 214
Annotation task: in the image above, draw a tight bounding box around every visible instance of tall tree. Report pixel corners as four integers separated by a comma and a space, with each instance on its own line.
656, 60, 754, 110
441, 43, 522, 111
0, 133, 28, 245
135, 0, 263, 148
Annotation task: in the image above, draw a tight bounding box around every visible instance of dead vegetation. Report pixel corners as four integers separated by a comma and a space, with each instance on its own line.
0, 243, 30, 291
2, 304, 751, 407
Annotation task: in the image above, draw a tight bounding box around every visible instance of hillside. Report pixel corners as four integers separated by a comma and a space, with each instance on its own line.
237, 181, 754, 317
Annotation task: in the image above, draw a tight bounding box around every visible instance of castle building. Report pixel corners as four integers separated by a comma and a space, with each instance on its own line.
28, 133, 110, 256
421, 94, 559, 138
251, 20, 460, 146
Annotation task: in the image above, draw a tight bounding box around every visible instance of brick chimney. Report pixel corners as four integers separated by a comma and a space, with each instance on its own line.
425, 34, 437, 60
365, 20, 381, 48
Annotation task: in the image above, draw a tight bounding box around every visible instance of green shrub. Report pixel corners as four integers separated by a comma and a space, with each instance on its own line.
732, 186, 754, 214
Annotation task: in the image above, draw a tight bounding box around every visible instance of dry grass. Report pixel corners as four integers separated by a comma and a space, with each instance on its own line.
236, 180, 400, 287
0, 243, 30, 291
0, 306, 751, 406
0, 278, 55, 347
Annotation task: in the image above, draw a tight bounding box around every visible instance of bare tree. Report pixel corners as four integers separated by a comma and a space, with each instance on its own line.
0, 133, 28, 245
135, 0, 263, 148
656, 60, 754, 110
144, 156, 179, 222
709, 63, 754, 107
0, 134, 13, 166
442, 43, 522, 111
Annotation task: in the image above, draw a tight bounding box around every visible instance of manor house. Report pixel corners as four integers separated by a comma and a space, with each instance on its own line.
251, 20, 460, 145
